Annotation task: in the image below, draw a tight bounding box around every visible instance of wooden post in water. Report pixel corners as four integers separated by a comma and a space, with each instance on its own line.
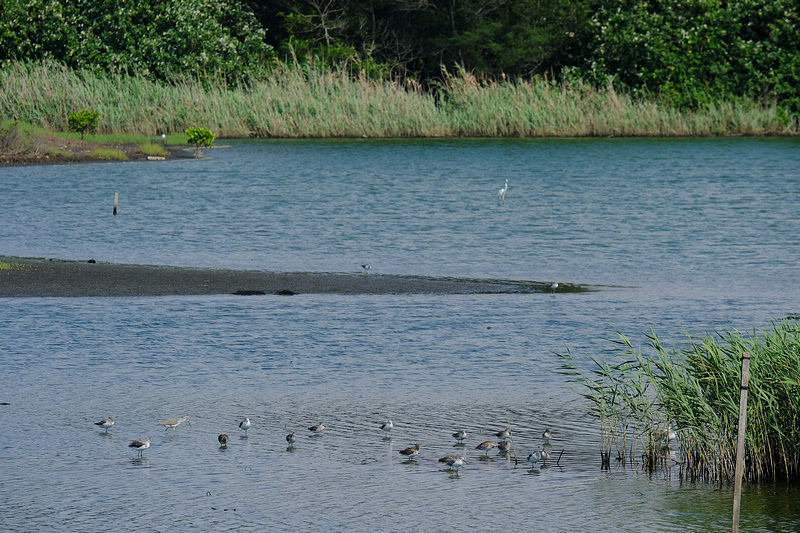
732, 352, 751, 533
113, 192, 118, 216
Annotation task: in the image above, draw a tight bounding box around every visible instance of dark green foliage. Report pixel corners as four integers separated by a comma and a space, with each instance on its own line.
250, 0, 591, 81
1, 0, 799, 117
68, 109, 99, 140
576, 0, 800, 113
0, 0, 273, 83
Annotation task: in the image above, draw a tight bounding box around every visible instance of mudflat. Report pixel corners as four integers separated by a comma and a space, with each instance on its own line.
0, 256, 534, 297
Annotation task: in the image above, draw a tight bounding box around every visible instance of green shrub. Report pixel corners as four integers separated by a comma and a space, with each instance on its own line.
68, 108, 99, 140
185, 127, 215, 158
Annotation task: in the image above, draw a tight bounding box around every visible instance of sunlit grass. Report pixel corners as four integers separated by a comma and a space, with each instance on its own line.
0, 60, 794, 138
52, 131, 183, 145
0, 261, 24, 270
89, 148, 127, 160
139, 142, 169, 156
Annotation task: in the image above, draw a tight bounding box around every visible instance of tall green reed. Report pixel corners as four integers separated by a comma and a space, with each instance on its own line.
558, 319, 800, 483
0, 61, 794, 138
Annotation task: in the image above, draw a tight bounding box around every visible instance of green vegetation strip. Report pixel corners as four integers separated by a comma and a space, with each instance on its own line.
558, 319, 800, 483
89, 148, 126, 160
0, 62, 792, 139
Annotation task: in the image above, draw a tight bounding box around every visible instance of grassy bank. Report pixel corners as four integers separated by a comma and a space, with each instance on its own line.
558, 319, 800, 484
0, 61, 795, 138
0, 119, 177, 164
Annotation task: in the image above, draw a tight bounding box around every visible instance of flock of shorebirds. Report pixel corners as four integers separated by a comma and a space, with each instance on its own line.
97, 414, 555, 471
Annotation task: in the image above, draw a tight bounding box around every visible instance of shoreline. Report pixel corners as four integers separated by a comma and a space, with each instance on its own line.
0, 130, 197, 166
0, 256, 570, 297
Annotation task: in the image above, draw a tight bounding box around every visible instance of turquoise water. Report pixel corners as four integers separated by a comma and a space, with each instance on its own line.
1, 138, 799, 531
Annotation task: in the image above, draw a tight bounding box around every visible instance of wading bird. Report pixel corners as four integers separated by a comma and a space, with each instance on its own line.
497, 179, 509, 202
94, 417, 114, 433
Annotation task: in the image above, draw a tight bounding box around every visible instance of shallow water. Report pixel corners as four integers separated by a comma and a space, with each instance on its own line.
1, 138, 800, 531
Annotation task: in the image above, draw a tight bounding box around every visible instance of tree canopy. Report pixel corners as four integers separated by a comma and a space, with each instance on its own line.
1, 0, 798, 112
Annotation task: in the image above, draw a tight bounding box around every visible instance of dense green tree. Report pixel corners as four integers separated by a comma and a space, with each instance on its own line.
1, 0, 798, 112
249, 0, 591, 80
0, 0, 273, 81
577, 0, 800, 111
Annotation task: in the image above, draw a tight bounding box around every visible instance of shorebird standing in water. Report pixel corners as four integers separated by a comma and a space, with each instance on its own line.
399, 443, 420, 459
550, 282, 559, 294
543, 428, 552, 443
361, 264, 371, 273
286, 432, 297, 446
238, 418, 251, 435
95, 417, 114, 433
497, 179, 509, 203
309, 422, 326, 434
129, 436, 151, 458
495, 428, 512, 441
159, 416, 190, 432
439, 455, 466, 472
218, 434, 229, 447
527, 450, 543, 468
380, 419, 393, 434
497, 440, 512, 453
452, 430, 467, 444
476, 441, 499, 455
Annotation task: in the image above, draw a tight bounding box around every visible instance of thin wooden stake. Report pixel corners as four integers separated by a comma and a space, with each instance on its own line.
732, 352, 751, 533
113, 192, 118, 216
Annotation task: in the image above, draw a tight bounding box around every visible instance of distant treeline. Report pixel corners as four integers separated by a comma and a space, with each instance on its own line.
0, 0, 798, 115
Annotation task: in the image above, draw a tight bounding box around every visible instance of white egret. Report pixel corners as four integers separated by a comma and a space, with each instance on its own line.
497, 179, 509, 202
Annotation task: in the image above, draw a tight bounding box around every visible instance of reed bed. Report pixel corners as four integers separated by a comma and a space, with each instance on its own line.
0, 61, 794, 138
558, 319, 800, 484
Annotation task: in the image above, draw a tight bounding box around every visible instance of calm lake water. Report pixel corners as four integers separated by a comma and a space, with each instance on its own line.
2, 137, 800, 532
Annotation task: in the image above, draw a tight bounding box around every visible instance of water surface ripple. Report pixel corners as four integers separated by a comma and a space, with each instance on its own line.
1, 138, 799, 531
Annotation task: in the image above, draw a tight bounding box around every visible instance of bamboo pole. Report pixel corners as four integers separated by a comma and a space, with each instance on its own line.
732, 352, 751, 533
113, 192, 118, 216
